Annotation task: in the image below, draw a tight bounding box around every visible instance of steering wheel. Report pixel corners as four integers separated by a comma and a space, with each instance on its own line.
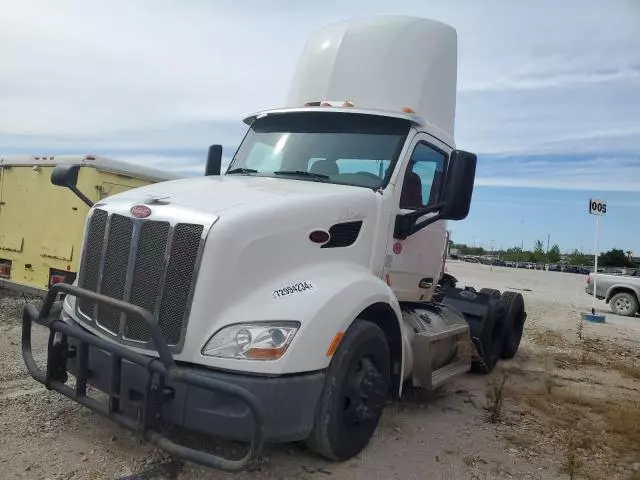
354, 171, 382, 180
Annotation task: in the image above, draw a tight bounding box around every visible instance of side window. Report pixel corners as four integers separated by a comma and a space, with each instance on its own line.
399, 142, 446, 210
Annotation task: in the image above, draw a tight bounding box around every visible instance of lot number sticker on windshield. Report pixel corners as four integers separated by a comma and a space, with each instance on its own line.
273, 281, 317, 299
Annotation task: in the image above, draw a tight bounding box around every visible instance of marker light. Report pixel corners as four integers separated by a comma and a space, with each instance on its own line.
202, 322, 300, 360
304, 100, 356, 108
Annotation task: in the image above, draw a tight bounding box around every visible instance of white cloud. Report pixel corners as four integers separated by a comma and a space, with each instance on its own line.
475, 156, 640, 192
112, 151, 235, 177
1, 0, 639, 191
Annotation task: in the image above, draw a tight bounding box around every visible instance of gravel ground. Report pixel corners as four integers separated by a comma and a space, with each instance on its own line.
1, 263, 638, 480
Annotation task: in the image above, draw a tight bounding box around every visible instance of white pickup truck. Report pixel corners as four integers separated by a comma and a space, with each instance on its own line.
21, 15, 527, 471
585, 270, 640, 316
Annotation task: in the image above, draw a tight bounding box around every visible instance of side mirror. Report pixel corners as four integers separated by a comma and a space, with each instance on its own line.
205, 144, 223, 176
51, 163, 80, 187
393, 149, 477, 240
440, 149, 477, 220
51, 164, 94, 207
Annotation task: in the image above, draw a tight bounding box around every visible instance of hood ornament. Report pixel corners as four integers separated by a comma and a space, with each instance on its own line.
143, 194, 170, 205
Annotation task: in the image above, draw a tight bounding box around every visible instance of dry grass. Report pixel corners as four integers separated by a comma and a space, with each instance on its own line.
561, 430, 582, 480
595, 402, 640, 455
543, 355, 555, 394
553, 351, 602, 369
612, 361, 640, 381
503, 328, 640, 477
527, 329, 570, 349
510, 380, 640, 469
484, 372, 508, 424
503, 432, 535, 449
530, 328, 640, 385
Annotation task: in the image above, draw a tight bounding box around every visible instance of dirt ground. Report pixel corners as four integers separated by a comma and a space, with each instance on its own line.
1, 262, 639, 480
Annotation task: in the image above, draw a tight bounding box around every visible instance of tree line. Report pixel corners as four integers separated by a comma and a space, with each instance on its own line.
450, 241, 635, 267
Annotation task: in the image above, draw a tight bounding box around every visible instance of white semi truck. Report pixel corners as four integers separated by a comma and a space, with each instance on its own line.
22, 15, 527, 471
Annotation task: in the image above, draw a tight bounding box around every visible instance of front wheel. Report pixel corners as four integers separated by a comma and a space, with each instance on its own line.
305, 319, 390, 461
610, 292, 639, 317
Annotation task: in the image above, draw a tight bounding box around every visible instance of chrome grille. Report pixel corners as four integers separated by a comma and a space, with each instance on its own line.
125, 221, 171, 342
98, 214, 133, 333
78, 209, 107, 316
77, 208, 206, 351
157, 224, 203, 345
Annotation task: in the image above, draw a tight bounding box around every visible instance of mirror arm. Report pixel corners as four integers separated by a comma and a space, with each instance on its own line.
412, 212, 443, 234
403, 202, 444, 221
69, 185, 94, 207
393, 202, 445, 240
50, 165, 95, 207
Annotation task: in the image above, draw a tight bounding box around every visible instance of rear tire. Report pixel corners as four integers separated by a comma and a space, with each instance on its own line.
470, 300, 506, 374
609, 292, 639, 317
479, 288, 501, 299
500, 291, 526, 359
305, 319, 390, 461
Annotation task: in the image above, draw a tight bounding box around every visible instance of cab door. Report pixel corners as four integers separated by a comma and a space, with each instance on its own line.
383, 133, 450, 302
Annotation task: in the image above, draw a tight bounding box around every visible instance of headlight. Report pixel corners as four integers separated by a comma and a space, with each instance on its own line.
201, 322, 300, 360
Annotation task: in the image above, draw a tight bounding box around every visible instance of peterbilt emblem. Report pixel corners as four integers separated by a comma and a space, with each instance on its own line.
130, 205, 152, 218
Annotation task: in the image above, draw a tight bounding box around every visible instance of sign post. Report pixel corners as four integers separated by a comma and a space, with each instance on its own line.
584, 198, 607, 323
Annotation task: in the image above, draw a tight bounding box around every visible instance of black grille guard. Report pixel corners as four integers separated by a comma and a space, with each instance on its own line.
21, 283, 265, 472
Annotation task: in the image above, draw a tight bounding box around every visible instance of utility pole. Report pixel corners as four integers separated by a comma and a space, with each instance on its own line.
547, 234, 550, 253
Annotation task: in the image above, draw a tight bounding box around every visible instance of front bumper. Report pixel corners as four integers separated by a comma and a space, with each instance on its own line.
21, 283, 324, 471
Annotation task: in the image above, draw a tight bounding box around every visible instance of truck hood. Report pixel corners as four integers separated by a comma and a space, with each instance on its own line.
100, 175, 378, 216
67, 173, 388, 371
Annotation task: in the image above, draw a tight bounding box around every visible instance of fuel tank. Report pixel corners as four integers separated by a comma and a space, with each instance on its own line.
401, 302, 470, 384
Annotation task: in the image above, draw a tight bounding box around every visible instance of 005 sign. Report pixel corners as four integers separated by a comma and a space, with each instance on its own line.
589, 198, 607, 216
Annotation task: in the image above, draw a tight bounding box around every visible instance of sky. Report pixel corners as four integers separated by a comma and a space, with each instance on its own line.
1, 0, 639, 254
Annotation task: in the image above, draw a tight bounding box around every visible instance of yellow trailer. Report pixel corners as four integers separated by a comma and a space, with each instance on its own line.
0, 154, 180, 294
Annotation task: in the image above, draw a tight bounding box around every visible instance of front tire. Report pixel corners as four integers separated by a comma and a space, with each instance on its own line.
609, 292, 639, 317
305, 319, 390, 461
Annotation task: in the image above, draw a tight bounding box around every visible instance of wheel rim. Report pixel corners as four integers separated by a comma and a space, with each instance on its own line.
614, 297, 631, 312
341, 357, 387, 428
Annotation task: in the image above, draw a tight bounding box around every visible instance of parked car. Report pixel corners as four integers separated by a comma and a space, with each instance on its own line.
585, 269, 640, 316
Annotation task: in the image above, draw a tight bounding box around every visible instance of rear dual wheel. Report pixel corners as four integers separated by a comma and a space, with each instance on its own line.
472, 289, 526, 366
470, 302, 505, 373
305, 319, 390, 461
500, 291, 526, 359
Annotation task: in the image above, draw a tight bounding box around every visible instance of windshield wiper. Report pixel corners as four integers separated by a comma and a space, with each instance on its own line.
227, 167, 258, 174
273, 170, 330, 182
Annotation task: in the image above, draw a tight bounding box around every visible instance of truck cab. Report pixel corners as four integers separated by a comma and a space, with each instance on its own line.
22, 15, 526, 471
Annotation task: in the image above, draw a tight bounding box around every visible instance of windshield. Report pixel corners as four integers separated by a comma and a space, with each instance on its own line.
226, 112, 411, 189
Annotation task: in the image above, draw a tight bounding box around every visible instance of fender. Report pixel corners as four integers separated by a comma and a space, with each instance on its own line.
59, 262, 406, 379
605, 283, 640, 303
193, 261, 405, 378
